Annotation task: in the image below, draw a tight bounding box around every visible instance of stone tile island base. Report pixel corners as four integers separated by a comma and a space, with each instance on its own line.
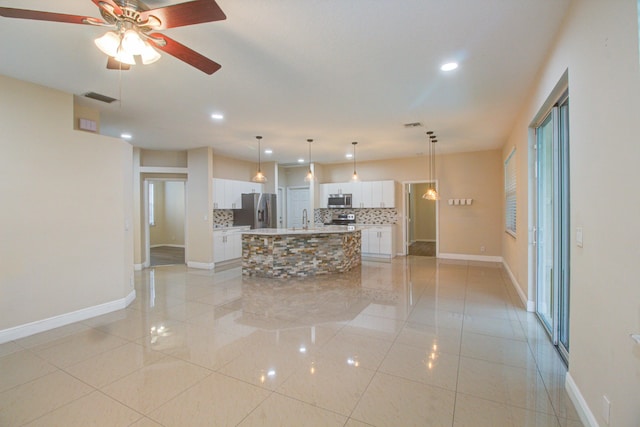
242, 228, 361, 278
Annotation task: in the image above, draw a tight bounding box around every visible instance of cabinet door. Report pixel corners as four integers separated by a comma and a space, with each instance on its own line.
350, 182, 360, 208
360, 181, 373, 208
247, 182, 261, 195
228, 232, 242, 259
319, 184, 329, 208
378, 227, 393, 255
229, 180, 245, 209
213, 232, 226, 262
213, 179, 226, 209
380, 180, 395, 208
360, 229, 372, 253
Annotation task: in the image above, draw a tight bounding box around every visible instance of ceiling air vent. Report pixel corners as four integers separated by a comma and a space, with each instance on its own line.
403, 122, 423, 128
83, 92, 118, 104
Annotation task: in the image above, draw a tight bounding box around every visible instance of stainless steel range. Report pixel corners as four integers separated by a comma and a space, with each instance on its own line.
331, 213, 356, 225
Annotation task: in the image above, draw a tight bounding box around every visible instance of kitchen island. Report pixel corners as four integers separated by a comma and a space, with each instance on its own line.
241, 226, 361, 278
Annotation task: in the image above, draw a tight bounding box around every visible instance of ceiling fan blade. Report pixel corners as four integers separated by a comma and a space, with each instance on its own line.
106, 56, 131, 71
0, 7, 101, 25
140, 0, 226, 30
149, 33, 221, 75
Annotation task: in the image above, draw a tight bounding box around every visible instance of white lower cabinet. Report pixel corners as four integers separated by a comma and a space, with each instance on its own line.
361, 225, 394, 258
213, 227, 248, 263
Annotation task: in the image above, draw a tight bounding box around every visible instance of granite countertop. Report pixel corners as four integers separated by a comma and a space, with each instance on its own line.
213, 225, 251, 230
242, 225, 361, 236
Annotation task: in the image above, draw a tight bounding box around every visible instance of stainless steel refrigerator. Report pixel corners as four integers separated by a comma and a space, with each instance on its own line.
233, 193, 277, 229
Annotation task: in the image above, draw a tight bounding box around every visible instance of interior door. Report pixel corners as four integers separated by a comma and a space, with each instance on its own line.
287, 186, 309, 228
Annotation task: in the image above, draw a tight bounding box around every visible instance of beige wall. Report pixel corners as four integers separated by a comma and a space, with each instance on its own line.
186, 147, 213, 266
501, 0, 640, 424
150, 181, 185, 246
72, 101, 100, 133
0, 75, 133, 331
322, 149, 503, 257
141, 149, 187, 167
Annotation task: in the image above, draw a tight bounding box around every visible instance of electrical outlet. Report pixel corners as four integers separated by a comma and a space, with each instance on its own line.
480, 246, 486, 252
602, 395, 611, 425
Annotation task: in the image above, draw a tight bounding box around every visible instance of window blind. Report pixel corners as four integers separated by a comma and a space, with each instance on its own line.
505, 149, 517, 236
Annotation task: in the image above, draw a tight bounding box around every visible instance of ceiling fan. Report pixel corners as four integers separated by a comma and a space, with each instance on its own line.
0, 0, 226, 74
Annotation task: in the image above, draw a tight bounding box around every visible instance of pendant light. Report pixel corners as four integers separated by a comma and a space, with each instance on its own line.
423, 131, 439, 200
304, 138, 314, 182
252, 135, 267, 183
351, 141, 359, 181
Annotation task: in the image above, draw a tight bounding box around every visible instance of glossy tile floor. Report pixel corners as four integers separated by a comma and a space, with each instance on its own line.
0, 257, 584, 426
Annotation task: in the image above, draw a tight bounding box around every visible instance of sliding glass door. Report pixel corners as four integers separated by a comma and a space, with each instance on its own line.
535, 92, 570, 361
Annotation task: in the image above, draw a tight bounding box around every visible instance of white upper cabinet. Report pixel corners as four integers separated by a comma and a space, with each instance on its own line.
345, 180, 395, 208
213, 178, 264, 209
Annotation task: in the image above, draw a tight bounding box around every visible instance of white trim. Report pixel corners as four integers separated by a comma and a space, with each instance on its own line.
502, 260, 535, 312
150, 244, 185, 248
187, 261, 214, 270
134, 263, 144, 271
140, 166, 188, 174
0, 290, 136, 344
415, 239, 436, 243
565, 372, 599, 427
438, 253, 503, 263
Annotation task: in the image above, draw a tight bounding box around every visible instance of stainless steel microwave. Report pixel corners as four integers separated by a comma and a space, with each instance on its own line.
328, 194, 352, 209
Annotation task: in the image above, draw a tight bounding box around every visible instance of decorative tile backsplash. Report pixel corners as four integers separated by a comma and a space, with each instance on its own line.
216, 208, 398, 228
213, 209, 234, 227
314, 208, 398, 225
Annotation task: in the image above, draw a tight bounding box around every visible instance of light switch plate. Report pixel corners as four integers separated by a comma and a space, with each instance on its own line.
576, 227, 583, 248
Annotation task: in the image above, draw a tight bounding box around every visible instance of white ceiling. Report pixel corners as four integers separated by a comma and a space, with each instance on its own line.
0, 0, 570, 165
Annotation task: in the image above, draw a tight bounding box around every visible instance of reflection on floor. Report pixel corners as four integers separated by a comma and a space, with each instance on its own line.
408, 241, 436, 257
150, 245, 185, 266
0, 257, 583, 426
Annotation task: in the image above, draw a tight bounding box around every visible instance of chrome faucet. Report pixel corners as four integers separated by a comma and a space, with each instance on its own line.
302, 209, 308, 229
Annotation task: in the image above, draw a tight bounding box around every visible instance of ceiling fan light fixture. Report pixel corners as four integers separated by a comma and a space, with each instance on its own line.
114, 48, 136, 65
121, 29, 145, 55
94, 31, 121, 57
140, 42, 161, 64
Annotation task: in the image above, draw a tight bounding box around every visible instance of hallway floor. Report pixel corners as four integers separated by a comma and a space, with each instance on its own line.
0, 257, 583, 426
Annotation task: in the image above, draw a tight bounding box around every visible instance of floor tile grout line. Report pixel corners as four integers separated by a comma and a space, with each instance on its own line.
450, 260, 470, 426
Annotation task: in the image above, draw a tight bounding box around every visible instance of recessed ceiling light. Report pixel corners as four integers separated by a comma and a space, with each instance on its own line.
210, 113, 224, 120
441, 62, 458, 71
264, 149, 273, 154
120, 133, 132, 139
346, 153, 353, 159
297, 158, 305, 163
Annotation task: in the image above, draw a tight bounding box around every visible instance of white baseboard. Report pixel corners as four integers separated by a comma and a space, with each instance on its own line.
566, 372, 599, 427
150, 244, 185, 248
502, 260, 535, 312
438, 253, 503, 263
187, 261, 214, 270
0, 290, 136, 344
134, 263, 144, 271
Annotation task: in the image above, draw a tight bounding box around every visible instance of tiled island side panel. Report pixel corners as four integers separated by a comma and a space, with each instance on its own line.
242, 231, 361, 278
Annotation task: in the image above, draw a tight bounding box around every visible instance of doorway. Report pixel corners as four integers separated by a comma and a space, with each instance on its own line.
287, 186, 310, 228
145, 179, 187, 267
534, 91, 570, 362
404, 181, 438, 257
